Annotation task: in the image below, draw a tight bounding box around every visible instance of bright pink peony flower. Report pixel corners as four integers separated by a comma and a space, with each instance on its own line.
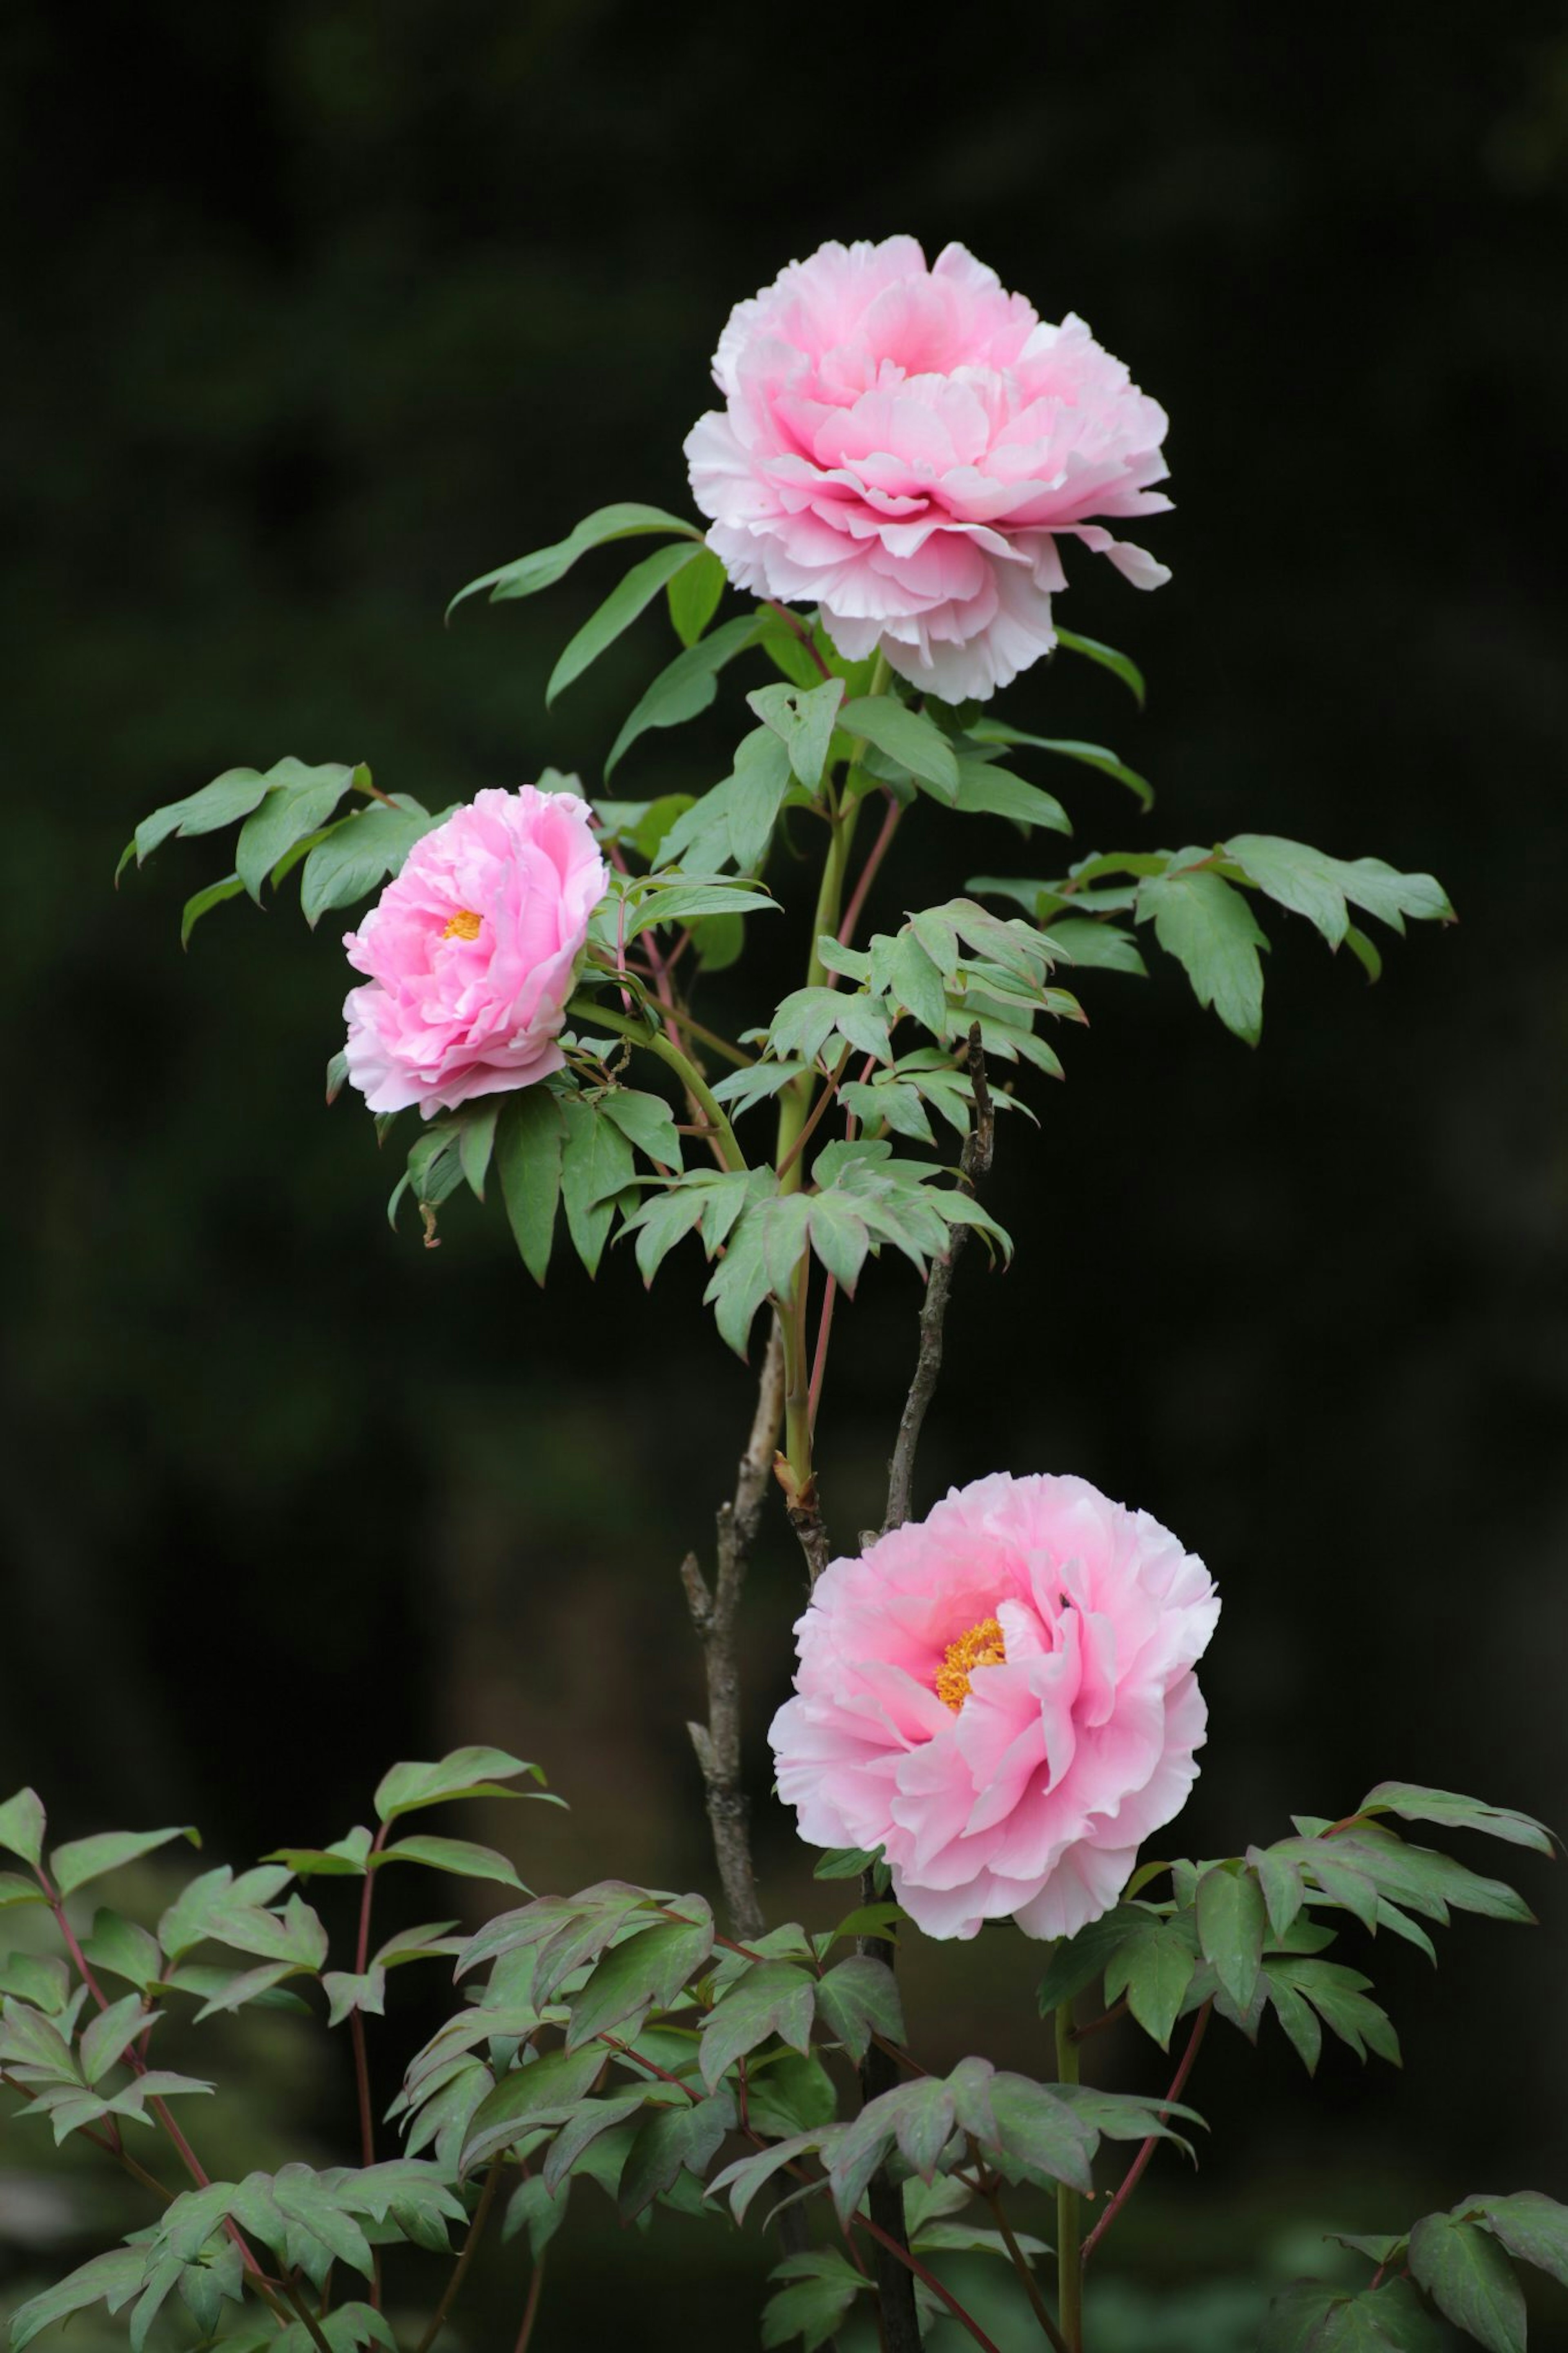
769, 1472, 1218, 1940
686, 236, 1171, 703
341, 786, 608, 1117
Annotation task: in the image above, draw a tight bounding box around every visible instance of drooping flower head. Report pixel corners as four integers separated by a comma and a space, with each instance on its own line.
686, 237, 1171, 705
769, 1472, 1218, 1941
341, 785, 608, 1118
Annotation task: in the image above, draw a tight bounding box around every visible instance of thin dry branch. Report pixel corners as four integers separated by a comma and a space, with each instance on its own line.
861, 1026, 996, 2353
884, 1028, 996, 1536
681, 1316, 786, 1940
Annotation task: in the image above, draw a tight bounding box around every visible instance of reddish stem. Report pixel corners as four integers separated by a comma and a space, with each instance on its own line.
853, 2211, 1005, 2353
807, 1274, 837, 1430
775, 1051, 850, 1182
1081, 1999, 1212, 2264
763, 601, 835, 682
1071, 1997, 1129, 2043
837, 792, 902, 950
512, 2260, 546, 2353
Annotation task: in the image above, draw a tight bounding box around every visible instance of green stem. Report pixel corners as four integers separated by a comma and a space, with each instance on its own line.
580, 1001, 746, 1172
1055, 1998, 1083, 2353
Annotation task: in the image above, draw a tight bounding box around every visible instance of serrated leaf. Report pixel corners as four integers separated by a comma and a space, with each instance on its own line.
1249, 1847, 1307, 1941
618, 2088, 735, 2220
1036, 1905, 1149, 2014
565, 1912, 714, 2050
1196, 1865, 1266, 2011
1105, 1918, 1198, 2050
981, 2073, 1096, 2195
598, 1088, 683, 1170
448, 503, 700, 618
699, 1961, 816, 2090
1140, 863, 1268, 1043
79, 1993, 156, 2086
156, 1865, 293, 1963
813, 1957, 906, 2065
51, 1827, 200, 1899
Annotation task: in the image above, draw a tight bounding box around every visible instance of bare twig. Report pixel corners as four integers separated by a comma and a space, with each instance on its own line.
884, 1028, 995, 1536
682, 1317, 787, 1939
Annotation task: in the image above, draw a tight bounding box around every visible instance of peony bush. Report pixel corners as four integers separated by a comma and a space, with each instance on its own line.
6, 236, 1559, 2353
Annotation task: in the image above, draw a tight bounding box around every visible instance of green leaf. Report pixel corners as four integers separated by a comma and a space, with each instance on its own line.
299, 800, 445, 927
0, 1871, 46, 1912
132, 767, 279, 866
1225, 836, 1453, 945
597, 1088, 683, 1170
1036, 1905, 1148, 2014
618, 2088, 735, 2221
1195, 1865, 1267, 2011
1249, 1847, 1307, 1941
373, 1836, 527, 1891
460, 2045, 607, 2172
814, 1956, 906, 2064
747, 678, 846, 794
458, 1101, 501, 1200
0, 1789, 45, 1871
9, 2248, 147, 2352
235, 764, 360, 901
559, 1096, 636, 1276
503, 2172, 571, 2261
812, 1847, 883, 1881
80, 1992, 156, 2085
1261, 2276, 1443, 2351
1140, 863, 1268, 1043
1467, 2191, 1568, 2287
448, 503, 701, 617
184, 1963, 312, 2019
1039, 915, 1148, 974
181, 874, 247, 946
374, 1748, 547, 1825
51, 1827, 200, 1900
605, 613, 767, 777
969, 722, 1152, 809
1267, 1958, 1401, 2066
699, 1961, 816, 2090
496, 1089, 567, 1285
838, 697, 959, 794
763, 2249, 866, 2352
667, 547, 727, 647
1408, 2213, 1526, 2353
321, 1968, 387, 2028
548, 541, 707, 705
981, 2072, 1096, 2196
565, 1912, 715, 2050
1105, 1918, 1198, 2050
953, 758, 1071, 834
1054, 627, 1147, 707
746, 2052, 837, 2140
1359, 1783, 1555, 1856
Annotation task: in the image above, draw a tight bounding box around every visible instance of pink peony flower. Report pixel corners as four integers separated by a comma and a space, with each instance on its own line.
341, 786, 608, 1117
769, 1472, 1218, 1941
686, 236, 1171, 703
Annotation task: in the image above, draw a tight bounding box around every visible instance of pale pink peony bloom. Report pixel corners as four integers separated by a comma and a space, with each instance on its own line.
769, 1472, 1218, 1941
341, 786, 608, 1118
686, 236, 1171, 703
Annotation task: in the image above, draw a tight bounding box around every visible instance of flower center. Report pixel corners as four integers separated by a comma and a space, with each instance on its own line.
935, 1616, 1007, 1713
441, 908, 483, 942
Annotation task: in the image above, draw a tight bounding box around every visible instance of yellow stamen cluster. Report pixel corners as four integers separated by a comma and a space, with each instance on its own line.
935, 1616, 1007, 1713
442, 908, 483, 942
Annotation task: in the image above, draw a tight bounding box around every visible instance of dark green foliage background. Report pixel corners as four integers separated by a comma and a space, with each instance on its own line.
3, 4, 1565, 2344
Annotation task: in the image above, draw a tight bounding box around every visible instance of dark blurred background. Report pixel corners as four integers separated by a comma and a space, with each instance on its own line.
4, 5, 1566, 2347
